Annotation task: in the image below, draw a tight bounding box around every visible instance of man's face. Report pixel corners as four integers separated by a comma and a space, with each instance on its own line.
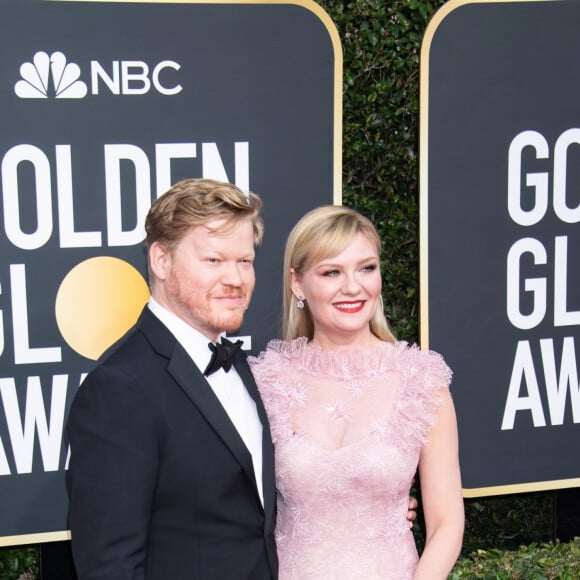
150, 217, 256, 341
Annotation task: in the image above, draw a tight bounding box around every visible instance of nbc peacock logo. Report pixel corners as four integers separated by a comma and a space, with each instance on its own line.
14, 51, 88, 99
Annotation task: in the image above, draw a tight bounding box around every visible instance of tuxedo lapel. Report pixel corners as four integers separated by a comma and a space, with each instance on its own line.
167, 347, 257, 487
138, 309, 257, 498
234, 353, 268, 427
234, 354, 277, 526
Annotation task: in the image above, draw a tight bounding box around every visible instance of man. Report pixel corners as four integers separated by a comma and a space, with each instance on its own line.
67, 178, 277, 579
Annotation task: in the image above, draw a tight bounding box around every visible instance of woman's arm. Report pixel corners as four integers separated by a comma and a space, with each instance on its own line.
414, 387, 465, 580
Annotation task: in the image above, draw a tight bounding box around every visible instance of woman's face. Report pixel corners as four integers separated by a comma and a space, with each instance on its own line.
291, 232, 382, 348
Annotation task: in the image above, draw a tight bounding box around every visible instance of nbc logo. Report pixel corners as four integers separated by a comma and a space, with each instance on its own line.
15, 51, 87, 98
14, 51, 182, 99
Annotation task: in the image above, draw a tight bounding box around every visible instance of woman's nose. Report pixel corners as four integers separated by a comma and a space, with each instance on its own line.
341, 272, 360, 294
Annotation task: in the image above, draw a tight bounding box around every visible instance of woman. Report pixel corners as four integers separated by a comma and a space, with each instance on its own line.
250, 206, 464, 579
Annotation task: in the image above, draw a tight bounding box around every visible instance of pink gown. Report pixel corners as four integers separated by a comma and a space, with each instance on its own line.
249, 338, 452, 580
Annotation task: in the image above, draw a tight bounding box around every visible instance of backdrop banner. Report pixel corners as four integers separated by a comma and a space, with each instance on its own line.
421, 0, 580, 496
0, 0, 341, 544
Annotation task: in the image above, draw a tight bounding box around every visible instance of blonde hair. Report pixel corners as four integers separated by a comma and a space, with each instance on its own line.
145, 178, 263, 250
282, 205, 396, 343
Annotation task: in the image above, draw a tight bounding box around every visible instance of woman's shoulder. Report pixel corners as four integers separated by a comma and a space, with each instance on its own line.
249, 337, 308, 366
248, 337, 308, 388
391, 342, 453, 445
391, 340, 453, 389
247, 339, 308, 437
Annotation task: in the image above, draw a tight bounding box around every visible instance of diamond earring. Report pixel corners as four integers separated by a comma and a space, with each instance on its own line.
296, 298, 305, 309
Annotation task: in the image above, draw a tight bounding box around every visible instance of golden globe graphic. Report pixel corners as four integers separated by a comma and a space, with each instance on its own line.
55, 257, 150, 360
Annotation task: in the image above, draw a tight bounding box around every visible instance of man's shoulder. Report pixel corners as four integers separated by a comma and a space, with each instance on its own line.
97, 307, 173, 362
83, 309, 175, 385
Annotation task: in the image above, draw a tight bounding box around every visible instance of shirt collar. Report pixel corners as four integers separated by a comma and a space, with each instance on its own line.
148, 296, 221, 373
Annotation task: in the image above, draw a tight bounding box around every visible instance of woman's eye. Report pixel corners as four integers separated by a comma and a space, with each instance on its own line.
362, 263, 377, 272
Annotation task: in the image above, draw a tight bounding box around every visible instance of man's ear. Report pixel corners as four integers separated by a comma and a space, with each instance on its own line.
149, 242, 171, 281
290, 268, 304, 299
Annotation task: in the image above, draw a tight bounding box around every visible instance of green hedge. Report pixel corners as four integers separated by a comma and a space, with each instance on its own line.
451, 538, 580, 579
0, 546, 38, 579
322, 0, 443, 342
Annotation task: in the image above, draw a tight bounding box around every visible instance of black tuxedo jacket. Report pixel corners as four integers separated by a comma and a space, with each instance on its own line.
66, 307, 278, 580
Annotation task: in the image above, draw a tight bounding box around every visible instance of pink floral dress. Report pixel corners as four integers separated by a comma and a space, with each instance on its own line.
249, 338, 452, 580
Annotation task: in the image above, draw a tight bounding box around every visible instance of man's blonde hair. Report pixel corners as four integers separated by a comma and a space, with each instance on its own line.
145, 178, 263, 250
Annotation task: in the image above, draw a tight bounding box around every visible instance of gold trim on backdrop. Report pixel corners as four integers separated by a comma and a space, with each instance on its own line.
0, 530, 70, 548
49, 0, 344, 205
464, 477, 580, 498
418, 0, 574, 499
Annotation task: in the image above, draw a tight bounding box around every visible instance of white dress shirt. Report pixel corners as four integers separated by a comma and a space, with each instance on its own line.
148, 297, 264, 505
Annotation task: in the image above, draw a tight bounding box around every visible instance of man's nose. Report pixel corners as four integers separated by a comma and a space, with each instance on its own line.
222, 262, 242, 285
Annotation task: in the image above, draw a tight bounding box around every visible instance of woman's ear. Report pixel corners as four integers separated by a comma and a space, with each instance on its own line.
149, 241, 171, 281
290, 268, 304, 300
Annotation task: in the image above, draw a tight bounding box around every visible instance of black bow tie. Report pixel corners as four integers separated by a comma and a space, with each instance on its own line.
204, 338, 244, 376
